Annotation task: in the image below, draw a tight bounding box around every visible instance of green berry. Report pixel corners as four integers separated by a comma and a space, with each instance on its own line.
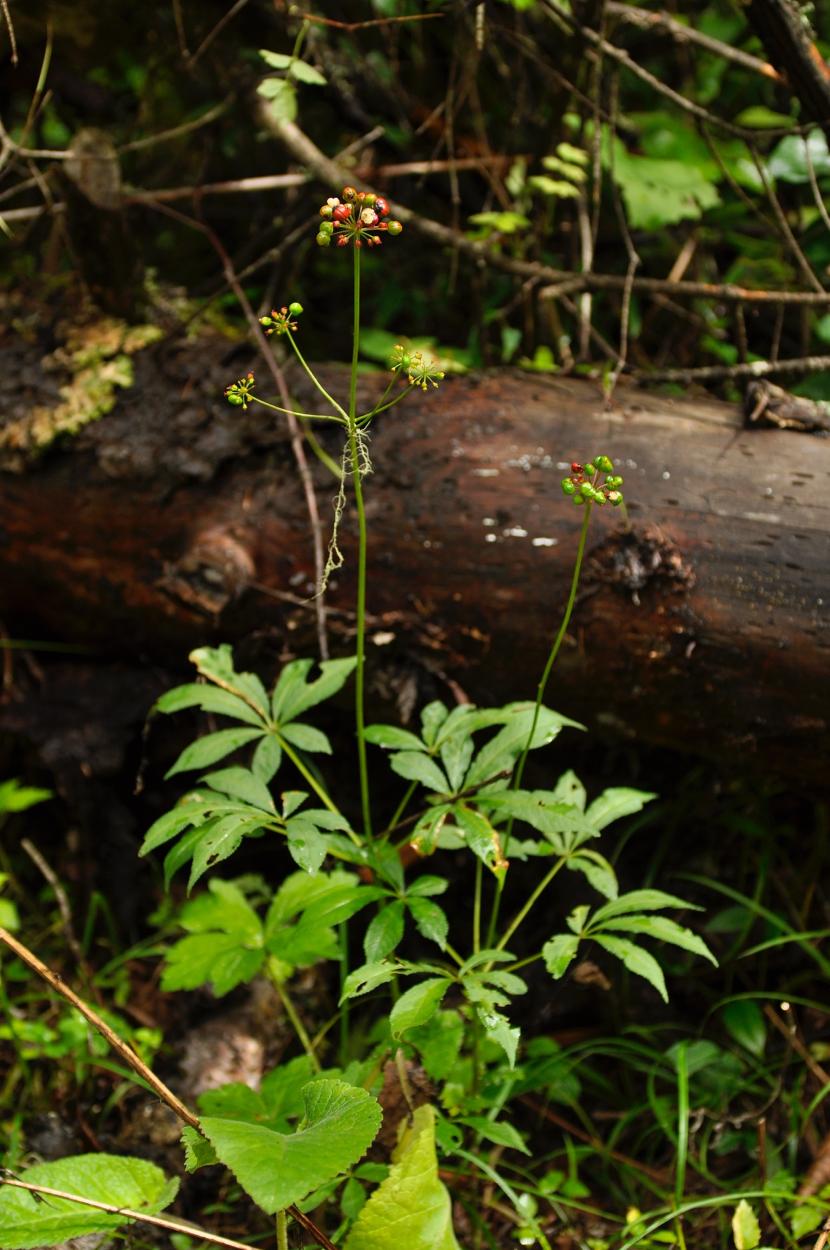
320, 205, 333, 219
387, 220, 403, 235
227, 392, 243, 406
584, 462, 596, 476
595, 454, 613, 472
607, 490, 623, 506
288, 302, 303, 315
316, 232, 330, 247
573, 493, 586, 505
561, 479, 576, 496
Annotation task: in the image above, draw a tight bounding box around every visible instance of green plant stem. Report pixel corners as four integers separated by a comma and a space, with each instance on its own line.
277, 734, 343, 819
301, 424, 344, 479
512, 501, 593, 814
276, 1210, 289, 1250
357, 382, 416, 422
339, 921, 350, 1065
473, 858, 483, 955
285, 330, 348, 420
383, 780, 418, 838
270, 972, 321, 1072
495, 856, 567, 953
486, 502, 593, 950
348, 247, 372, 839
252, 396, 345, 425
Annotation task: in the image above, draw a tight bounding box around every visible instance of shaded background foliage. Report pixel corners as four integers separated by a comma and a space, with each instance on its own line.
7, 0, 830, 383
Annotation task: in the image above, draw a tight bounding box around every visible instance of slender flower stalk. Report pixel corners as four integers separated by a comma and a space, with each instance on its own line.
487, 455, 625, 948
348, 247, 373, 838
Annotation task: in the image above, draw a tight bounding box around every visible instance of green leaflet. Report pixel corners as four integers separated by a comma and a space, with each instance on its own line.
344, 1105, 460, 1250
389, 977, 450, 1037
0, 1154, 177, 1249
731, 1199, 761, 1250
201, 1079, 381, 1214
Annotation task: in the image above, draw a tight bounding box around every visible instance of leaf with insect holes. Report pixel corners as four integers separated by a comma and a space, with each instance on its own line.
0, 1155, 178, 1249
190, 645, 270, 717
543, 933, 581, 979
453, 804, 505, 872
201, 1080, 381, 1214
271, 657, 356, 724
476, 1007, 520, 1067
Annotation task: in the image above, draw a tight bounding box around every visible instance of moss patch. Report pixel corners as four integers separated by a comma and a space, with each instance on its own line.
1, 314, 163, 471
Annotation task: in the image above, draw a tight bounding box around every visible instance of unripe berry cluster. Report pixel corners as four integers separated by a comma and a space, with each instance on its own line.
260, 303, 303, 336
317, 186, 403, 249
224, 371, 256, 409
561, 454, 624, 506
390, 344, 445, 390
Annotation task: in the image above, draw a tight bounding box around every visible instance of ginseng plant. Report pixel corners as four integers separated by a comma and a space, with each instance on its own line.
0, 187, 715, 1250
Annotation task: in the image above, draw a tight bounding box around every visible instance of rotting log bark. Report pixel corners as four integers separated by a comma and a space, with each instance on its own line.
1, 346, 828, 786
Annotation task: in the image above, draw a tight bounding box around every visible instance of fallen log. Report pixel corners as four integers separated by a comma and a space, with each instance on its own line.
1, 335, 828, 786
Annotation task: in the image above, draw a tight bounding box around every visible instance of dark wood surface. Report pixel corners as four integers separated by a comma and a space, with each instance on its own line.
2, 350, 828, 784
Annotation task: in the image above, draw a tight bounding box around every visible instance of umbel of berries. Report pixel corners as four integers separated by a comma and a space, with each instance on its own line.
561, 454, 624, 506
224, 372, 256, 409
260, 302, 303, 336
317, 186, 403, 249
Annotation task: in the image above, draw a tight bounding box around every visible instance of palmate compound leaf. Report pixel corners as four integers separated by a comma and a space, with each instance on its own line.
200, 1079, 381, 1214
344, 1104, 460, 1250
0, 1154, 178, 1249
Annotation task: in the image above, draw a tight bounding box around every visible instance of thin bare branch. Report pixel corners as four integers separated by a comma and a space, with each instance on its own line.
118, 99, 230, 153
0, 0, 17, 66
186, 0, 252, 70
541, 0, 808, 140
145, 199, 330, 659
605, 3, 782, 82
637, 354, 830, 384
0, 1176, 257, 1250
0, 925, 198, 1126
266, 115, 830, 307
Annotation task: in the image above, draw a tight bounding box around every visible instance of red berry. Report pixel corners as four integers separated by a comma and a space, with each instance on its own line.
332, 203, 351, 221
571, 462, 583, 474
374, 197, 390, 217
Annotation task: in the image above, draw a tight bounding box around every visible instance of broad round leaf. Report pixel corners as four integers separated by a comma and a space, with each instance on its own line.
201, 1079, 381, 1213
0, 1154, 177, 1249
